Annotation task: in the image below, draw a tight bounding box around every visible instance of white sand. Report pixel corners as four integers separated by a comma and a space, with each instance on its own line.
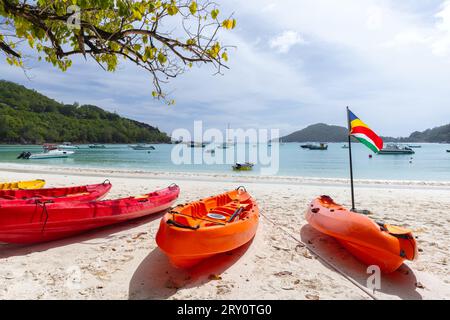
0, 164, 449, 300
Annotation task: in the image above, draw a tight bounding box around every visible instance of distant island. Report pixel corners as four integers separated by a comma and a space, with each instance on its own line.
0, 80, 170, 144
279, 123, 450, 143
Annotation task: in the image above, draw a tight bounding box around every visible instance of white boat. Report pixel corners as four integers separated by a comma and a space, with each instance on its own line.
130, 144, 155, 150
378, 144, 415, 155
28, 149, 74, 159
188, 141, 206, 148
58, 142, 79, 150
88, 144, 106, 149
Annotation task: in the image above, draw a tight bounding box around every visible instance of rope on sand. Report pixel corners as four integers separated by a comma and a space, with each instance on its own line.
259, 210, 378, 300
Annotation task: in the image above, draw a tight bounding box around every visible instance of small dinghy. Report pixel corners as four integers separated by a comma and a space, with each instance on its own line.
156, 187, 259, 268
0, 184, 179, 244
0, 182, 111, 204
0, 180, 45, 190
306, 196, 417, 273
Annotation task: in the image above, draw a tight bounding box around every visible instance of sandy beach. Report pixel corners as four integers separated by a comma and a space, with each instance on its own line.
0, 164, 449, 300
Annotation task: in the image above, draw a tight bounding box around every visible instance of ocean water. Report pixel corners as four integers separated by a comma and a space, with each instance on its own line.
0, 143, 449, 181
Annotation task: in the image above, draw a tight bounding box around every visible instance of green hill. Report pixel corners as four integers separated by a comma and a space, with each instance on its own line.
280, 122, 450, 143
405, 124, 450, 143
280, 123, 349, 142
0, 80, 170, 144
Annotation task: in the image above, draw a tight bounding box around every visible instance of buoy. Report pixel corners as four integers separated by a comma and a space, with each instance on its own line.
369, 154, 373, 159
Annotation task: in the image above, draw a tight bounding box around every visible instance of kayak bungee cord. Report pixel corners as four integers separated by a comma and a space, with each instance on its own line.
258, 210, 378, 300
37, 200, 53, 233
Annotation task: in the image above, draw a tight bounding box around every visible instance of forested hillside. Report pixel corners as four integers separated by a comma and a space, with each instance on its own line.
0, 80, 170, 144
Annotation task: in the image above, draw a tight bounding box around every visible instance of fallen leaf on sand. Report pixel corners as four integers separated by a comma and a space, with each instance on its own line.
415, 282, 425, 289
273, 245, 290, 251
305, 294, 320, 300
208, 274, 222, 281
273, 271, 292, 277
282, 286, 294, 290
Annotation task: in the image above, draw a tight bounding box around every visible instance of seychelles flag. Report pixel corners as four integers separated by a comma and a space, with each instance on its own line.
348, 109, 384, 153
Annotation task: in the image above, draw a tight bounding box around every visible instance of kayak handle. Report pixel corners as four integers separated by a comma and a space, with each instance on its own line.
169, 183, 178, 189
167, 219, 200, 230
103, 179, 111, 185
236, 186, 247, 193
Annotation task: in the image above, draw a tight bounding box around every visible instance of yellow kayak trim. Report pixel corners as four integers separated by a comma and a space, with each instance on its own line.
0, 179, 46, 190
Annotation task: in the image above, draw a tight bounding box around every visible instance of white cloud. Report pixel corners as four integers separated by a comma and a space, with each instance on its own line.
431, 1, 450, 56
366, 6, 384, 30
269, 30, 305, 53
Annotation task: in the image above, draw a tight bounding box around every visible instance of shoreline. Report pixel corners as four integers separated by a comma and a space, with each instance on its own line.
1, 162, 450, 190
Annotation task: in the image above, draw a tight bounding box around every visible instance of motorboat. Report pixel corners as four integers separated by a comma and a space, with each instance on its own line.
88, 144, 106, 149
378, 144, 415, 155
19, 149, 74, 160
301, 143, 328, 150
130, 144, 155, 150
58, 142, 79, 150
188, 141, 206, 148
232, 162, 254, 171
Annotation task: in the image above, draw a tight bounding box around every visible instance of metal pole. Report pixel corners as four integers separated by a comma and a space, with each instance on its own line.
347, 106, 356, 211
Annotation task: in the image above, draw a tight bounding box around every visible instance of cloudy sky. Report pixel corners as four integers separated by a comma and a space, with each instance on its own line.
1, 0, 450, 137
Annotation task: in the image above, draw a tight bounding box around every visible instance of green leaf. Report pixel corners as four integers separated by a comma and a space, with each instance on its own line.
189, 1, 197, 15
157, 52, 167, 64
167, 5, 179, 16
211, 9, 219, 20
222, 19, 236, 30
221, 51, 228, 62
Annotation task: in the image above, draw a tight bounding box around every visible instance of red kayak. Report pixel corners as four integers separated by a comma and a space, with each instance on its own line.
0, 184, 180, 244
0, 181, 112, 204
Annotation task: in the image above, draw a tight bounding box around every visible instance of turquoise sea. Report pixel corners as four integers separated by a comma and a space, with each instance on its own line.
0, 143, 449, 181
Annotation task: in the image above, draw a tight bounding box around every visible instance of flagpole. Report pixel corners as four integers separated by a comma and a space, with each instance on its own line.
346, 106, 356, 212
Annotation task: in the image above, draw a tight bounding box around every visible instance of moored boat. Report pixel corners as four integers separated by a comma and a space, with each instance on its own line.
232, 162, 254, 171
130, 144, 155, 150
302, 143, 328, 150
0, 180, 45, 190
0, 181, 111, 204
58, 142, 80, 150
88, 144, 106, 149
378, 144, 415, 155
188, 141, 206, 148
306, 195, 417, 273
0, 184, 180, 244
19, 149, 75, 159
156, 187, 259, 268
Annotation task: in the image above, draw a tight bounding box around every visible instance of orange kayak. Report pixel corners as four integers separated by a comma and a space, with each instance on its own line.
156, 187, 259, 268
306, 196, 417, 273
